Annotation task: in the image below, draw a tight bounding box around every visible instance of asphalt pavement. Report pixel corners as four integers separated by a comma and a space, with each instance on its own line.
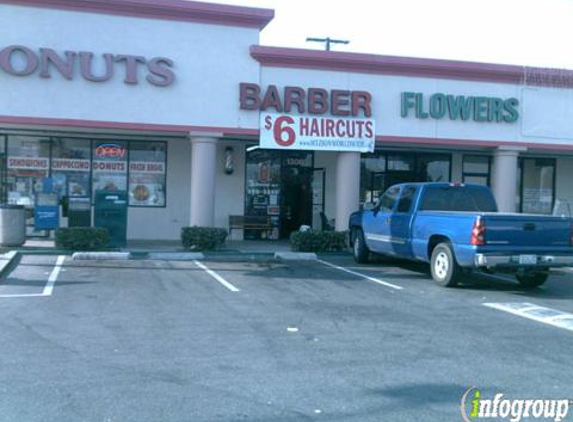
0, 254, 572, 422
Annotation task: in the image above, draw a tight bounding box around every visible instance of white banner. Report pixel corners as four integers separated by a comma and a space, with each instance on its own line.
7, 156, 49, 170
51, 158, 91, 172
129, 161, 165, 174
260, 113, 375, 152
92, 160, 127, 173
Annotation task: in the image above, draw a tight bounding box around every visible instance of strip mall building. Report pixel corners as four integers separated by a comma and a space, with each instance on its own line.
2, 0, 573, 241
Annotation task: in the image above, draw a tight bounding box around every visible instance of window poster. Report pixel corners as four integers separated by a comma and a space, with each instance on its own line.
92, 141, 128, 199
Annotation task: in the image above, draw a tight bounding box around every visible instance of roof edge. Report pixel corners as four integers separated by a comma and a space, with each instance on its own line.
250, 46, 573, 87
0, 0, 275, 29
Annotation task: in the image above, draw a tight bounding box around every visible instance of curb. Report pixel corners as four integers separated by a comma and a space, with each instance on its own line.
0, 251, 18, 277
147, 252, 205, 261
72, 252, 131, 261
274, 252, 318, 261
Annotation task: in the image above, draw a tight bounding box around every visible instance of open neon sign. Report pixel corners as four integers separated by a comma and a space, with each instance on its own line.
95, 143, 127, 159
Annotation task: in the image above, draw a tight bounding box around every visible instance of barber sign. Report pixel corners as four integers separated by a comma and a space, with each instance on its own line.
260, 113, 375, 153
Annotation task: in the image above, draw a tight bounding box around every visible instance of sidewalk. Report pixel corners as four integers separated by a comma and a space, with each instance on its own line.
13, 238, 294, 254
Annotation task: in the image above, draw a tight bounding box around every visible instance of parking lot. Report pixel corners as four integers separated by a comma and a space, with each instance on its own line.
1, 253, 573, 422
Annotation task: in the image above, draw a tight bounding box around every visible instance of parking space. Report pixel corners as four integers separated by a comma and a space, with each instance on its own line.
1, 254, 573, 422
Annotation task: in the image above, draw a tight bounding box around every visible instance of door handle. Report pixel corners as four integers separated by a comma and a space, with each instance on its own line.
385, 217, 391, 224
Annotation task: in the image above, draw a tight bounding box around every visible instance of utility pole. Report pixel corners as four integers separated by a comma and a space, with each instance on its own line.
306, 37, 349, 51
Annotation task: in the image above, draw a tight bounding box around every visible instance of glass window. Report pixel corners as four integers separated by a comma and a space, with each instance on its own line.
128, 142, 167, 207
463, 155, 491, 186
92, 140, 128, 200
397, 186, 417, 213
6, 135, 51, 207
245, 148, 281, 240
387, 154, 413, 171
51, 138, 91, 198
0, 136, 5, 203
419, 186, 498, 212
378, 186, 400, 211
416, 154, 451, 182
520, 158, 555, 214
360, 154, 385, 203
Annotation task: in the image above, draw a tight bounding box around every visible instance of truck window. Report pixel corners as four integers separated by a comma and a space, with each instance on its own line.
419, 186, 498, 212
397, 186, 417, 213
378, 186, 400, 211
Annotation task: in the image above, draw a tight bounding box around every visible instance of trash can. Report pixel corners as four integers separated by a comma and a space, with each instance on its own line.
0, 205, 26, 247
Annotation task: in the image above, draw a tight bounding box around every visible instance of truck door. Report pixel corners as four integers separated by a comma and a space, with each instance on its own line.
390, 185, 417, 257
362, 185, 400, 255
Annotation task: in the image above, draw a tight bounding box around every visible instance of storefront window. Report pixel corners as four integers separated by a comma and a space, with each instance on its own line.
417, 154, 451, 183
463, 155, 491, 186
245, 148, 281, 240
92, 140, 128, 199
519, 158, 555, 214
51, 138, 91, 198
360, 152, 451, 204
128, 142, 167, 207
360, 154, 386, 203
6, 136, 51, 207
0, 136, 6, 203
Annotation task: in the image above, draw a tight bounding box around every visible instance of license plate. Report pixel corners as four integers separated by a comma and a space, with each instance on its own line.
519, 254, 537, 265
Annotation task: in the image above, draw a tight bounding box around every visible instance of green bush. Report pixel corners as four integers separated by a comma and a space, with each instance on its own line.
55, 227, 110, 251
181, 226, 228, 251
290, 230, 348, 253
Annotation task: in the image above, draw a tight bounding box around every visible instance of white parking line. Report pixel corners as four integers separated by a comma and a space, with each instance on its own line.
43, 255, 65, 296
317, 259, 403, 290
0, 255, 65, 298
483, 302, 573, 332
193, 260, 240, 292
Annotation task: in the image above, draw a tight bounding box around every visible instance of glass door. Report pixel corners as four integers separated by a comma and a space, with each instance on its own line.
280, 152, 313, 238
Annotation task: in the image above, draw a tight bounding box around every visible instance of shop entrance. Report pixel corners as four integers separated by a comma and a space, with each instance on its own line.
245, 148, 314, 239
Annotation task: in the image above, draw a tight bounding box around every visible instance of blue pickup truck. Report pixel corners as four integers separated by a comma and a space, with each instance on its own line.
348, 183, 573, 287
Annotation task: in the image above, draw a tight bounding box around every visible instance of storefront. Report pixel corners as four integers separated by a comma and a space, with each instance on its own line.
1, 0, 573, 242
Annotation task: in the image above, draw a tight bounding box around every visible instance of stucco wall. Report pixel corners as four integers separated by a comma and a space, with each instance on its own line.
0, 4, 261, 129
259, 67, 573, 147
127, 138, 190, 240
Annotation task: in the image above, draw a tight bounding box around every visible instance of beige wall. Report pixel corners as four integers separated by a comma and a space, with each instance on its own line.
127, 138, 190, 240
214, 140, 247, 238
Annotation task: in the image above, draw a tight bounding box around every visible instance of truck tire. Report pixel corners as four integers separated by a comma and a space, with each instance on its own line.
353, 229, 370, 264
430, 242, 461, 287
516, 271, 548, 288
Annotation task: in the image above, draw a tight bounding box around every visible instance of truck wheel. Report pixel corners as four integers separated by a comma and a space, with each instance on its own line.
353, 229, 370, 263
516, 272, 548, 288
430, 243, 461, 287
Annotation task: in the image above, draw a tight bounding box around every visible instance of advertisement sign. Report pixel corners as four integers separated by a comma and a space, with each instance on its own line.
51, 158, 91, 172
260, 113, 375, 153
7, 157, 49, 170
34, 193, 59, 230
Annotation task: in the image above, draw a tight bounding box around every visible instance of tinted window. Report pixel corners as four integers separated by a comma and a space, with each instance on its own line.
397, 186, 417, 213
378, 186, 400, 211
419, 186, 498, 212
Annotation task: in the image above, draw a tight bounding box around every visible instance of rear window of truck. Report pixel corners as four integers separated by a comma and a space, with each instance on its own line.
419, 186, 498, 212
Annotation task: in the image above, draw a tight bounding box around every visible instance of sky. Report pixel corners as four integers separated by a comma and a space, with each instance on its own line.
212, 0, 573, 69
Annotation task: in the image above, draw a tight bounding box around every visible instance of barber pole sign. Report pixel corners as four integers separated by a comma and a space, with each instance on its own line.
260, 113, 375, 153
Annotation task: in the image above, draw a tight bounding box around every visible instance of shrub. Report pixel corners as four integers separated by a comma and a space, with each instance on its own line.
181, 226, 228, 251
290, 230, 348, 253
55, 227, 110, 251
